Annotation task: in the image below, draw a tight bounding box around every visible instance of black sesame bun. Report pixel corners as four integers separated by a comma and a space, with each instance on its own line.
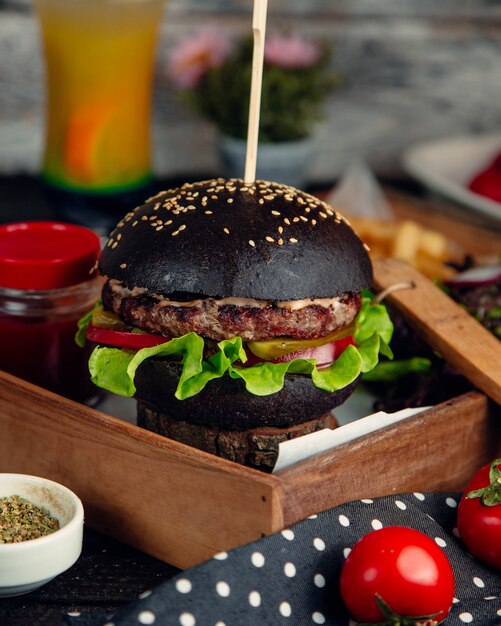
96, 178, 374, 470
99, 178, 372, 300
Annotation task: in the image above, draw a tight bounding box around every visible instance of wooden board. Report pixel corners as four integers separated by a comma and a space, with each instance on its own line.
0, 259, 500, 568
374, 258, 501, 405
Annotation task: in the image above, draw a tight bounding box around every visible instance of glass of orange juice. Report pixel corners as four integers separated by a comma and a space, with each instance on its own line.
34, 0, 165, 231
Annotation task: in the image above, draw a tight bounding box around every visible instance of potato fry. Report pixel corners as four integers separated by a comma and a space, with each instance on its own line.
344, 213, 459, 280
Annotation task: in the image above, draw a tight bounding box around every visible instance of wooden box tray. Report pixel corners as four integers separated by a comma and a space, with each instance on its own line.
0, 258, 500, 569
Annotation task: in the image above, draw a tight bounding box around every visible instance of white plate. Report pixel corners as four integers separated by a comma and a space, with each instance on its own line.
403, 135, 501, 222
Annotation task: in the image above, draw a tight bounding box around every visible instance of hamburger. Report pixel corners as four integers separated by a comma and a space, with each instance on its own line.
78, 178, 393, 470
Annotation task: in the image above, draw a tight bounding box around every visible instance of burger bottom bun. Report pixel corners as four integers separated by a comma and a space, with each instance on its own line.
137, 402, 338, 472
134, 359, 360, 430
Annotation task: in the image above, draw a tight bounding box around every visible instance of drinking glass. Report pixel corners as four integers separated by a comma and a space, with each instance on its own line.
34, 0, 166, 231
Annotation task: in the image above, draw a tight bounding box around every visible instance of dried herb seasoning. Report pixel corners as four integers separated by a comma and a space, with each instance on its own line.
0, 495, 60, 543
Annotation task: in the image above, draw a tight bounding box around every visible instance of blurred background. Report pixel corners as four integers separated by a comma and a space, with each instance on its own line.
0, 0, 500, 179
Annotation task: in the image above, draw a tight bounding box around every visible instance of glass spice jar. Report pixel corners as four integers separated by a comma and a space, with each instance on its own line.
0, 222, 101, 403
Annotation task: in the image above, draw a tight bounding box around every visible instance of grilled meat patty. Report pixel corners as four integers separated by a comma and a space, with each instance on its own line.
102, 278, 362, 342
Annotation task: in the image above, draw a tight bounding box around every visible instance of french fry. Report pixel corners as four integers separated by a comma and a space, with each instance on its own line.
344, 213, 459, 280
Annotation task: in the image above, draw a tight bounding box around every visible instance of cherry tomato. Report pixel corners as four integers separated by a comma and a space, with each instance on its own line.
469, 152, 501, 203
87, 324, 170, 349
457, 458, 501, 570
340, 526, 455, 624
242, 336, 354, 368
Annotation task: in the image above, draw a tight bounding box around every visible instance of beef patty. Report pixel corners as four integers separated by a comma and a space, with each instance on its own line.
102, 279, 362, 341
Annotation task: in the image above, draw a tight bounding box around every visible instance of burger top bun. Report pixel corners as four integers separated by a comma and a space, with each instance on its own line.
99, 178, 373, 301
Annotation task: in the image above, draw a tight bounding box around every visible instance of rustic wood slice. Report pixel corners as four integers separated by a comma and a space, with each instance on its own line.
137, 402, 337, 471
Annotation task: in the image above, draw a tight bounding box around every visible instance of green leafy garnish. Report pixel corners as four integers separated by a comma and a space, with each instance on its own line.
87, 295, 394, 400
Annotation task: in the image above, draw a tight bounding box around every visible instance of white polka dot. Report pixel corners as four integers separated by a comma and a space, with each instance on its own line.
249, 591, 261, 607
473, 577, 485, 588
308, 514, 318, 519
251, 551, 265, 567
453, 598, 460, 604
139, 590, 152, 599
138, 611, 156, 625
459, 612, 473, 623
446, 497, 457, 508
395, 500, 407, 510
338, 514, 350, 527
216, 581, 230, 597
313, 537, 325, 551
453, 527, 460, 538
279, 601, 292, 617
176, 578, 192, 594
435, 537, 447, 548
179, 613, 195, 626
312, 612, 326, 624
413, 492, 425, 501
284, 562, 296, 577
213, 551, 228, 560
371, 519, 383, 530
343, 547, 351, 559
281, 529, 295, 541
314, 573, 326, 588
361, 499, 373, 504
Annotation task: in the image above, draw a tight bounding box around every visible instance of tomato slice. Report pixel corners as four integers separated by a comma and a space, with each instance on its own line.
86, 324, 170, 350
242, 336, 354, 368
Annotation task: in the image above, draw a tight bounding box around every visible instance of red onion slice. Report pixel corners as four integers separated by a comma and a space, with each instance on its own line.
445, 265, 501, 288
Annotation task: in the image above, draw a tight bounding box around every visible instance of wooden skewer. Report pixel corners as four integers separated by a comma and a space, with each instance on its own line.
244, 0, 268, 184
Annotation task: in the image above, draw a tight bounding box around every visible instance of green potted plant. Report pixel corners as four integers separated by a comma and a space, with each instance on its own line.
166, 26, 337, 186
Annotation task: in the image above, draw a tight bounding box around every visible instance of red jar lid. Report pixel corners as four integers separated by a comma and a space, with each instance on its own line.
0, 222, 101, 290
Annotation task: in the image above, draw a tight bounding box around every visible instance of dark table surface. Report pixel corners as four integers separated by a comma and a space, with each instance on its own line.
0, 528, 179, 626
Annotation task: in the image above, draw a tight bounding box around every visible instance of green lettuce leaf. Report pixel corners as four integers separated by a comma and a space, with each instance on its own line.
363, 357, 432, 382
88, 294, 394, 400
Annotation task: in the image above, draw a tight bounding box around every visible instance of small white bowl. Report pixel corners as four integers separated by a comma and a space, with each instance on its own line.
0, 473, 84, 597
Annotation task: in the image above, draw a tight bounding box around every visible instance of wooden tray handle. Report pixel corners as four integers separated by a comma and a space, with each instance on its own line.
373, 258, 501, 405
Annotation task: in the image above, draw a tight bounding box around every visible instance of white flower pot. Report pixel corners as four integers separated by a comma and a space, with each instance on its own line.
218, 135, 315, 188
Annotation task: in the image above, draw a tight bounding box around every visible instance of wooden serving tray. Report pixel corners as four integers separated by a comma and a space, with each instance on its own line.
0, 259, 500, 569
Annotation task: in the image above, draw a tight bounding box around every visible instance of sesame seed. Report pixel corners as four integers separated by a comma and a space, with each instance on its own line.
223, 228, 230, 235
278, 238, 284, 246
271, 210, 281, 216
141, 216, 148, 221
364, 243, 371, 252
284, 218, 291, 225
265, 236, 274, 243
264, 195, 275, 201
312, 219, 317, 226
120, 263, 127, 269
293, 217, 300, 222
178, 224, 186, 231
249, 239, 255, 247
132, 220, 138, 227
319, 212, 327, 219
227, 198, 234, 204
305, 207, 311, 213
154, 202, 160, 210
204, 210, 213, 215
172, 230, 180, 236
155, 225, 163, 231
289, 237, 298, 243
326, 207, 334, 216
149, 215, 157, 221
298, 198, 305, 205
300, 216, 308, 222
165, 220, 173, 225
211, 195, 218, 200
187, 205, 196, 210
258, 199, 265, 205
278, 226, 284, 234
112, 241, 118, 249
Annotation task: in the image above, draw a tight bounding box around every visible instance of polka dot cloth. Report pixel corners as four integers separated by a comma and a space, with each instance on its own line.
82, 493, 501, 626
